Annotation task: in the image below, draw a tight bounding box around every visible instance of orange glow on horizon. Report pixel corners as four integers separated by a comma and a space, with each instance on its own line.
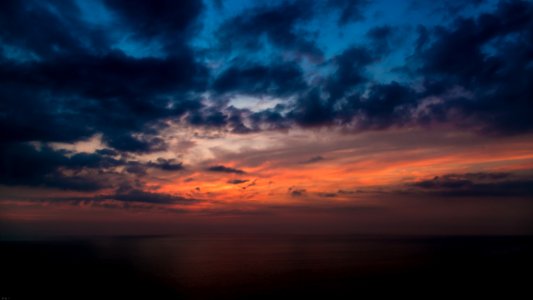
151, 130, 533, 209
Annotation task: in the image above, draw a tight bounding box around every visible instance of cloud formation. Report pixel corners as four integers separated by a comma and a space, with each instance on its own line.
407, 172, 533, 198
0, 0, 532, 227
206, 165, 246, 174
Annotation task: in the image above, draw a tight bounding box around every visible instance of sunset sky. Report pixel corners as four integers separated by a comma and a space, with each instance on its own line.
1, 0, 532, 237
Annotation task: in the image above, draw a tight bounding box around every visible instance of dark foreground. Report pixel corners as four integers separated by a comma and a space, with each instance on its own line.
1, 235, 532, 299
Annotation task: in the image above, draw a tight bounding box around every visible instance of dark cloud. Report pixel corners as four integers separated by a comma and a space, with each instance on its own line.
2, 0, 531, 150
227, 179, 249, 185
0, 0, 106, 60
22, 189, 201, 206
249, 106, 292, 131
212, 63, 306, 97
3, 0, 531, 154
0, 0, 207, 150
147, 158, 184, 171
0, 142, 183, 191
124, 164, 148, 176
366, 26, 393, 41
348, 82, 416, 130
415, 0, 533, 134
324, 0, 370, 24
289, 80, 417, 129
366, 25, 397, 56
290, 89, 335, 126
187, 107, 228, 128
410, 0, 487, 17
66, 152, 123, 169
323, 46, 375, 100
103, 0, 204, 45
215, 0, 370, 60
221, 1, 533, 136
226, 107, 257, 134
104, 134, 167, 153
106, 189, 199, 205
0, 143, 112, 191
216, 1, 323, 59
289, 187, 306, 197
95, 148, 120, 157
0, 0, 208, 193
206, 165, 246, 174
407, 172, 533, 197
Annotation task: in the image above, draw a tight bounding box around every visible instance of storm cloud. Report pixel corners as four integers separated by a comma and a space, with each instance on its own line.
0, 0, 532, 198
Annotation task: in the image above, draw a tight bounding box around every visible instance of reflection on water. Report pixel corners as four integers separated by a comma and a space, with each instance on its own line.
2, 235, 532, 299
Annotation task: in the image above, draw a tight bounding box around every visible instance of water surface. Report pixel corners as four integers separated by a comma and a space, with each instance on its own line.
2, 235, 532, 299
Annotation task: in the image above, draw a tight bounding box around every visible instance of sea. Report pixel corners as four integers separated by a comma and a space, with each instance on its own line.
1, 235, 532, 299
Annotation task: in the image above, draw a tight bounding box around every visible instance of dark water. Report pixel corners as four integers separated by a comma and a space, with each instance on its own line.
1, 235, 532, 299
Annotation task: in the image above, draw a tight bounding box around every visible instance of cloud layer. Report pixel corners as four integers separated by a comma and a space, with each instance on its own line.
0, 0, 532, 235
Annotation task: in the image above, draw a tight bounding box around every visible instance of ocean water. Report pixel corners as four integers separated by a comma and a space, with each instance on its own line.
1, 235, 532, 299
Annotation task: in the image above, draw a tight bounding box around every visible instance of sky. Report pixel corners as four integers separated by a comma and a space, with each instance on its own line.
1, 0, 532, 238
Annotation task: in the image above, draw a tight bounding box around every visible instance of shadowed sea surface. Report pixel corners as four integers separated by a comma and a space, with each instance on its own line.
1, 235, 532, 299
